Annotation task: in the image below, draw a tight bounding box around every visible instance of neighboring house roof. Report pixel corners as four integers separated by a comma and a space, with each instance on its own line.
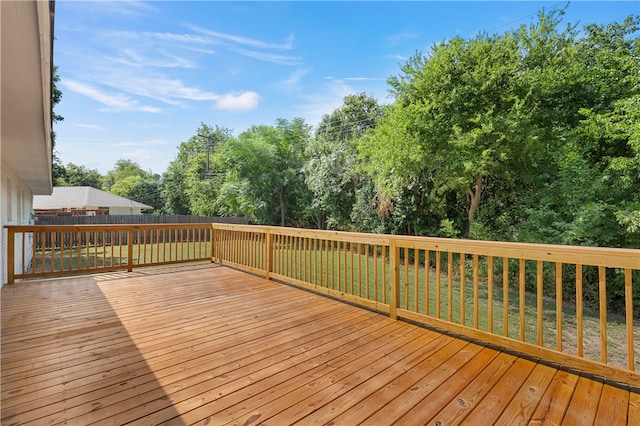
33, 187, 153, 210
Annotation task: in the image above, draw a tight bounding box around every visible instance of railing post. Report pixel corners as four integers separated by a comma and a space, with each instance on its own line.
6, 227, 15, 284
127, 227, 134, 272
389, 236, 399, 320
210, 225, 216, 263
265, 229, 273, 280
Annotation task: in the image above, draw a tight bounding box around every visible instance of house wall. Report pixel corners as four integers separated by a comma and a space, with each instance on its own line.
108, 207, 144, 215
1, 166, 35, 286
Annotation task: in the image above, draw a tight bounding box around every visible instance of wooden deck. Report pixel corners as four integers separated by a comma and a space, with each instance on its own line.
1, 264, 638, 425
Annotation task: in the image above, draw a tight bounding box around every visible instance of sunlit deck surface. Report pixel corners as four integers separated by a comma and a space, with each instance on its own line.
2, 264, 638, 425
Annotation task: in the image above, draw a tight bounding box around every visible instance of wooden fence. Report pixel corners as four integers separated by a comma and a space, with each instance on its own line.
210, 223, 640, 387
34, 214, 247, 226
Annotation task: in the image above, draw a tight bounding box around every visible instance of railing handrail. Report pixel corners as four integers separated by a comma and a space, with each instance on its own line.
210, 223, 640, 269
6, 223, 214, 231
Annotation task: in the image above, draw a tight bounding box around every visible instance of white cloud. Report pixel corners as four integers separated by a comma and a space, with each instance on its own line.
97, 74, 219, 107
74, 123, 104, 130
180, 25, 300, 65
121, 148, 154, 162
296, 77, 391, 127
109, 48, 196, 69
112, 139, 168, 147
343, 77, 386, 82
189, 26, 294, 50
227, 46, 301, 65
137, 31, 213, 45
386, 31, 419, 46
297, 79, 357, 126
62, 79, 162, 113
274, 68, 309, 92
215, 92, 260, 111
72, 1, 157, 19
70, 70, 260, 113
386, 54, 409, 61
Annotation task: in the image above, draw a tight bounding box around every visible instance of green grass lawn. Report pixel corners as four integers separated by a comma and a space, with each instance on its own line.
33, 241, 212, 272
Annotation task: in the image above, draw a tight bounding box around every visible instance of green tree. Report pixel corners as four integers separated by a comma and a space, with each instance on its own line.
359, 7, 601, 239
305, 93, 385, 230
218, 118, 311, 226
54, 163, 102, 188
185, 125, 231, 216
161, 124, 231, 215
103, 159, 162, 211
51, 66, 65, 183
517, 15, 640, 248
161, 160, 190, 214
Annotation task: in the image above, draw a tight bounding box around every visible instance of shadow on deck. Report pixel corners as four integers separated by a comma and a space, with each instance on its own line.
2, 264, 638, 425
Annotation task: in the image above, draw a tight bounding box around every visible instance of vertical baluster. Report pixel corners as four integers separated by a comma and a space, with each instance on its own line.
389, 238, 399, 320
503, 257, 509, 338
350, 243, 355, 295
288, 235, 292, 278
488, 256, 494, 333
448, 252, 453, 322
374, 244, 379, 302
20, 232, 26, 276
142, 229, 147, 265
473, 254, 479, 328
460, 253, 465, 325
435, 251, 441, 319
625, 269, 634, 371
365, 244, 370, 300
519, 258, 526, 342
425, 249, 430, 316
357, 243, 361, 297
41, 231, 46, 273
404, 247, 409, 309
343, 242, 348, 293
599, 266, 607, 364
555, 262, 563, 351
381, 245, 387, 305
311, 238, 316, 285
414, 249, 419, 312
61, 231, 66, 271
328, 239, 332, 289
576, 264, 583, 357
102, 231, 106, 269
537, 260, 544, 347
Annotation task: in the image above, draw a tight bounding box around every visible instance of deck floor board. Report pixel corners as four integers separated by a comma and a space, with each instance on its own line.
1, 263, 637, 425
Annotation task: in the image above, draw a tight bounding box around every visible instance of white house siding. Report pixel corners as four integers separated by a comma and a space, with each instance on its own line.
109, 206, 145, 215
1, 166, 35, 286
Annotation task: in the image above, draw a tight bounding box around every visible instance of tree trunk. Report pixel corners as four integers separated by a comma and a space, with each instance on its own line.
467, 175, 483, 238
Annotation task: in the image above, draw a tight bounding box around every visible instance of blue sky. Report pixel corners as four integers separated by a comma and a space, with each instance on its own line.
53, 1, 640, 175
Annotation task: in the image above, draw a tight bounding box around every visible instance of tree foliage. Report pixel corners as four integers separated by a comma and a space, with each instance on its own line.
103, 159, 163, 210
359, 7, 639, 246
51, 66, 65, 183
218, 118, 312, 226
305, 93, 385, 230
54, 163, 102, 189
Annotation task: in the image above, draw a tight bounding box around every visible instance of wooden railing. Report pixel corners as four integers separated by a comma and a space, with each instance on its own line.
5, 222, 639, 386
4, 224, 212, 282
211, 223, 640, 387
